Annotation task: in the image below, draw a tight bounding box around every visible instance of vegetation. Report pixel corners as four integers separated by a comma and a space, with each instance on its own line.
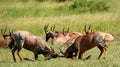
70, 0, 109, 13
0, 0, 120, 67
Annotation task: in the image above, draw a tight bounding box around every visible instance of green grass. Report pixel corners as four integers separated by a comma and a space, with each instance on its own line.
0, 0, 120, 67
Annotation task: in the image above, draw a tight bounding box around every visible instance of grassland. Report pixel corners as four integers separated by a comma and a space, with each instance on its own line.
0, 0, 120, 67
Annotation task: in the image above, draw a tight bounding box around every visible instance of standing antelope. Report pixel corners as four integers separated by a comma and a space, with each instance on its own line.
8, 30, 58, 62
59, 25, 114, 60
44, 25, 83, 46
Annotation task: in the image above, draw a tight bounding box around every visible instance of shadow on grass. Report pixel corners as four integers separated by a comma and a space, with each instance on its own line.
0, 60, 13, 63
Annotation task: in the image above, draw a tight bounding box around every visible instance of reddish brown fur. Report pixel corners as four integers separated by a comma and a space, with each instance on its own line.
76, 31, 112, 59
0, 28, 11, 48
60, 31, 114, 60
0, 39, 8, 48
44, 24, 83, 46
64, 32, 83, 45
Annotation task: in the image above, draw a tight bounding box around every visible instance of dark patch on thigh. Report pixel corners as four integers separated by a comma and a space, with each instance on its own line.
93, 35, 105, 48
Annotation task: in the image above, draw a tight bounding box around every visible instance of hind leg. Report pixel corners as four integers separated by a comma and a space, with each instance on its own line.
97, 45, 105, 59
93, 35, 106, 59
103, 45, 108, 59
97, 42, 108, 59
93, 35, 105, 48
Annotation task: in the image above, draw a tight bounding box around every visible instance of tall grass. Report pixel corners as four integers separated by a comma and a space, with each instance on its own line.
0, 0, 120, 67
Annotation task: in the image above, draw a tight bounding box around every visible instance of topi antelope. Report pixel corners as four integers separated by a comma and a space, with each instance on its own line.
59, 27, 114, 60
8, 30, 58, 62
0, 28, 12, 48
44, 24, 66, 45
44, 25, 83, 46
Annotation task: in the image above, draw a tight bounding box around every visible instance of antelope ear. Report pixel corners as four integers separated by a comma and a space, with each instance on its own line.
44, 24, 49, 33
84, 25, 87, 32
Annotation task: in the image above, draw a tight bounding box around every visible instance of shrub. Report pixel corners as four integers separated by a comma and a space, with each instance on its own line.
70, 0, 109, 13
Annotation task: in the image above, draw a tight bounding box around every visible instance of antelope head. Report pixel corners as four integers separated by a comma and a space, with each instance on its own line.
1, 27, 11, 40
44, 24, 57, 42
45, 46, 58, 60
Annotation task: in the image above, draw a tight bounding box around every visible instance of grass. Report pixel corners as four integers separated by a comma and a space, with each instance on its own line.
0, 0, 120, 67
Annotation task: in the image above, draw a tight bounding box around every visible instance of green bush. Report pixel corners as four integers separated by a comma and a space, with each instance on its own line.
70, 0, 109, 13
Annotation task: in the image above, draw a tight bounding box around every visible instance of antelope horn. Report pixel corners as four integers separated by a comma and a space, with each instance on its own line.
4, 27, 7, 34
1, 27, 7, 34
1, 28, 3, 34
84, 25, 87, 32
88, 24, 91, 30
9, 29, 14, 34
51, 26, 53, 31
62, 27, 65, 32
53, 25, 55, 31
50, 46, 55, 53
67, 27, 69, 32
44, 24, 49, 32
59, 48, 64, 55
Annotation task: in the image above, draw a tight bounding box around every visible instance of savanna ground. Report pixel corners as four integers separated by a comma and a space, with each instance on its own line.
0, 0, 120, 67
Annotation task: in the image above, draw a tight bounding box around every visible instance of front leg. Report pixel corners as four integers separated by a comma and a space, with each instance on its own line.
34, 51, 38, 60
72, 52, 78, 60
78, 53, 83, 59
12, 45, 17, 62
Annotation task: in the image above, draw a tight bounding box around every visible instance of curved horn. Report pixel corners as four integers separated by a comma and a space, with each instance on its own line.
50, 27, 52, 31
1, 28, 3, 34
4, 27, 7, 34
1, 27, 7, 34
84, 25, 87, 32
88, 24, 91, 30
50, 46, 55, 53
9, 29, 14, 36
67, 27, 69, 32
53, 25, 55, 31
59, 48, 64, 55
62, 27, 65, 32
44, 24, 49, 32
